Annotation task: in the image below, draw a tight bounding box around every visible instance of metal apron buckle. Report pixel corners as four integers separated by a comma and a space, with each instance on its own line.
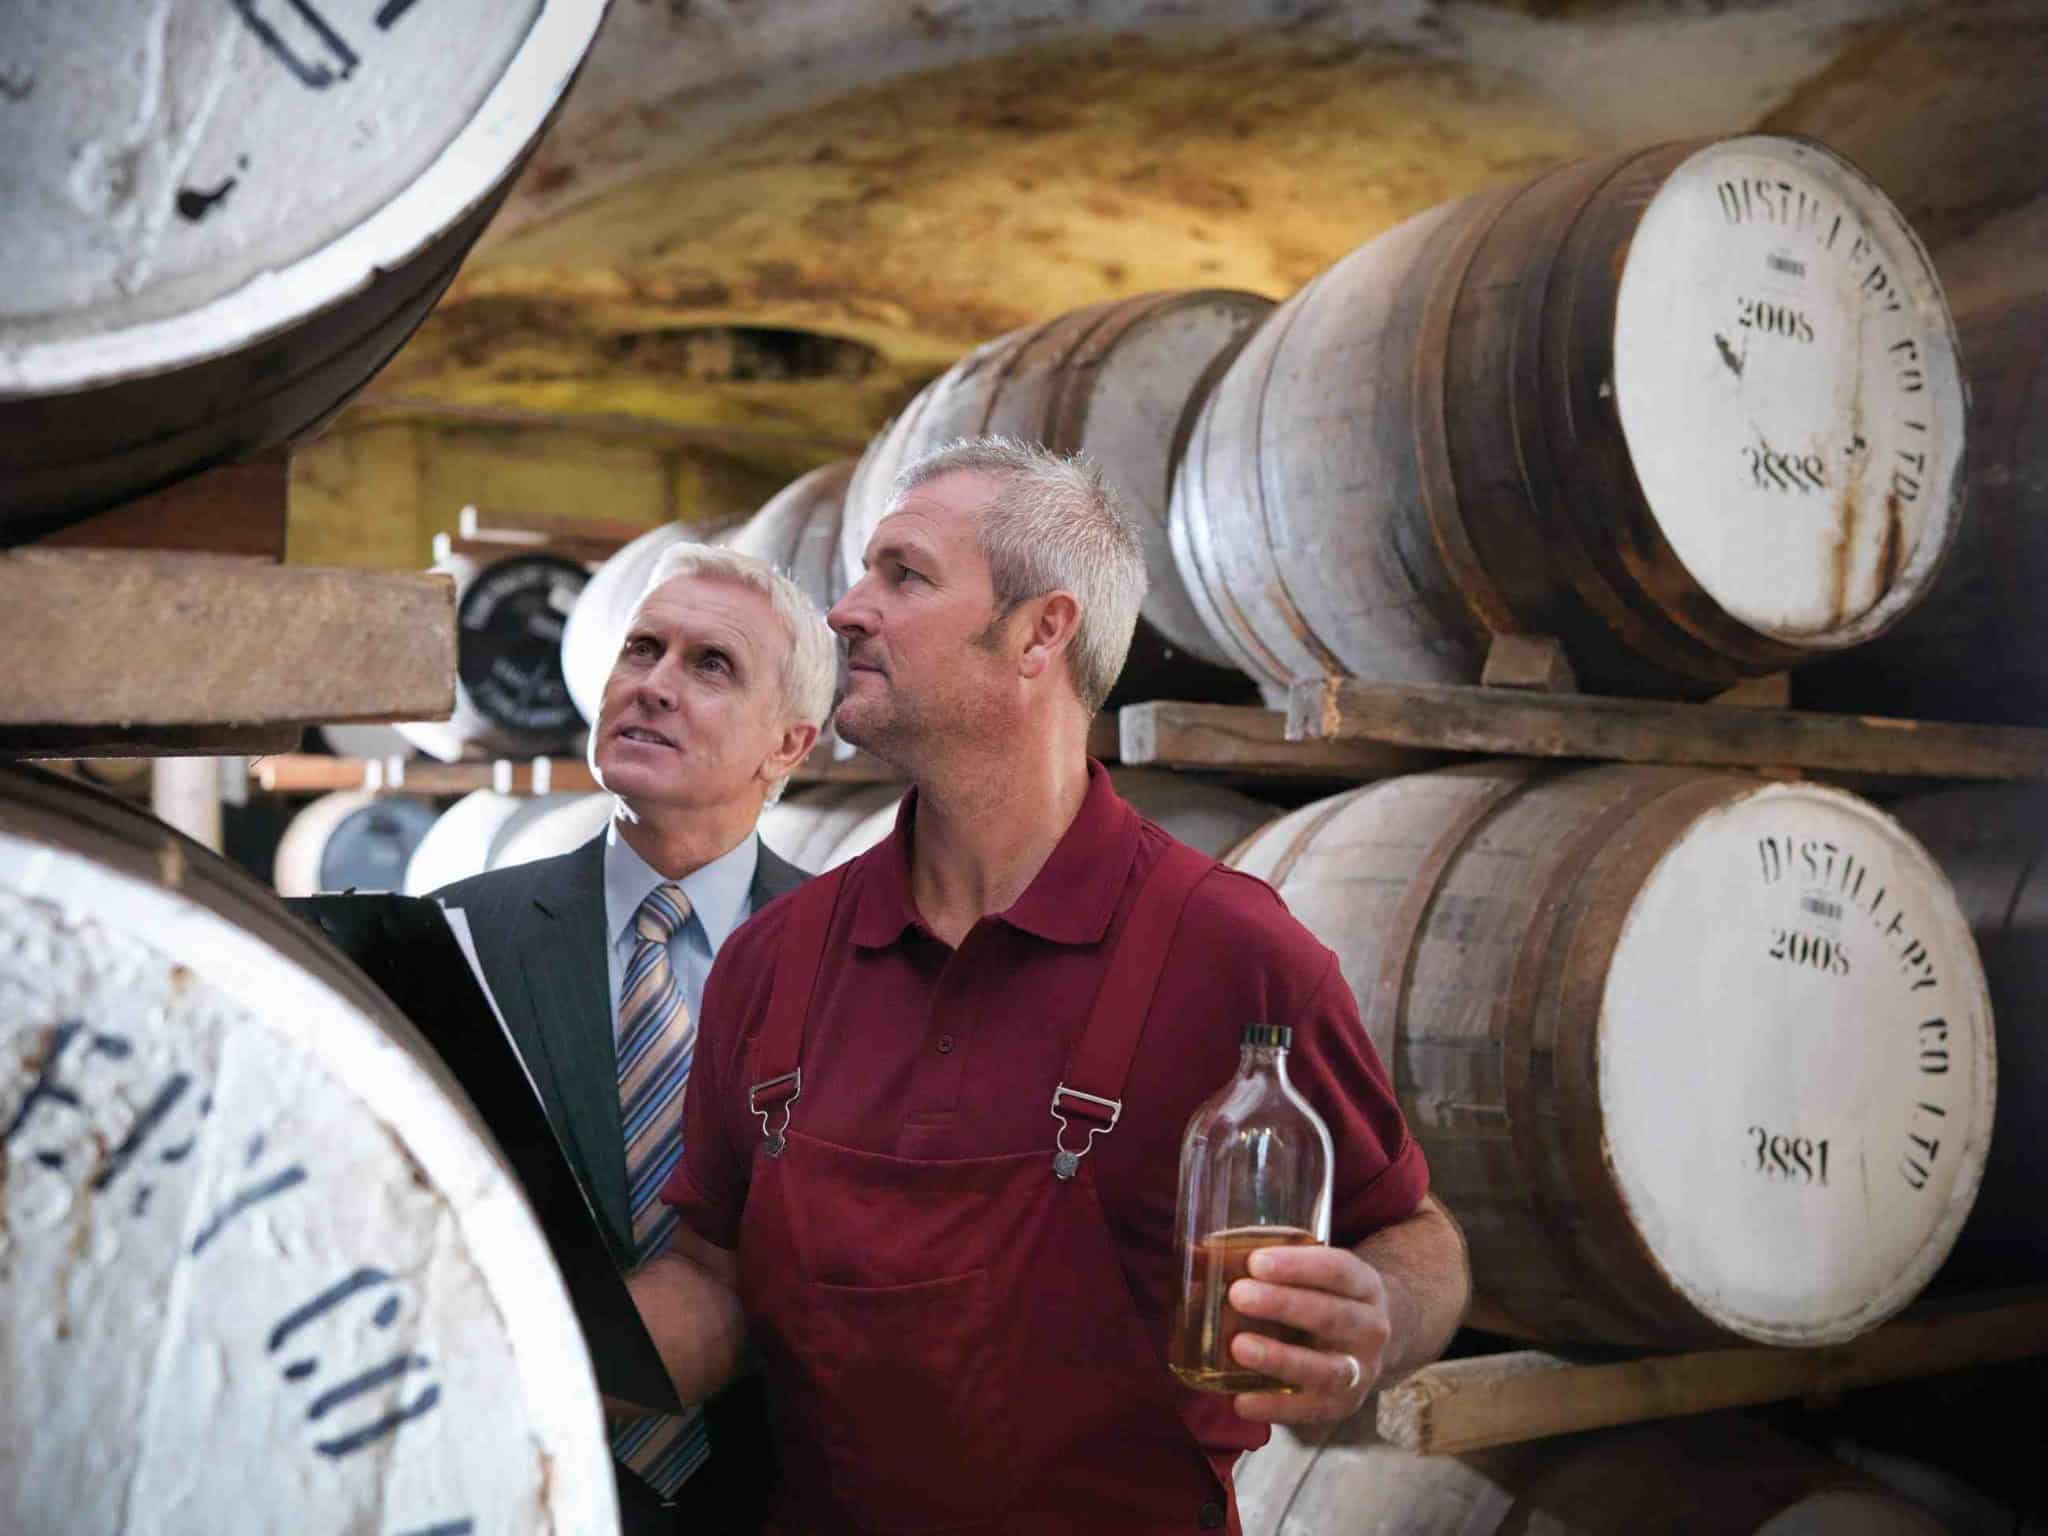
1048, 1083, 1122, 1180
749, 1069, 802, 1158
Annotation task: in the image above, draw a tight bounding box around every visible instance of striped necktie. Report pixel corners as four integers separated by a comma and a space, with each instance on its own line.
610, 881, 709, 1498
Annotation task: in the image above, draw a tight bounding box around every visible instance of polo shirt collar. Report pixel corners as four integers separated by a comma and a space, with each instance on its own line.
849, 759, 1140, 949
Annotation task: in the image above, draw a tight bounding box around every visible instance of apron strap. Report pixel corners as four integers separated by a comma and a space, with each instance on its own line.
747, 862, 852, 1157
1050, 840, 1216, 1180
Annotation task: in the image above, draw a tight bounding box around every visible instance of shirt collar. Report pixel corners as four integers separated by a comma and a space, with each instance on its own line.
605, 819, 761, 953
849, 759, 1140, 950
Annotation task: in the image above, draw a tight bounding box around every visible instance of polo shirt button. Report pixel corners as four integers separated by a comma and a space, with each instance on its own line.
937, 1034, 955, 1054
1198, 1500, 1225, 1529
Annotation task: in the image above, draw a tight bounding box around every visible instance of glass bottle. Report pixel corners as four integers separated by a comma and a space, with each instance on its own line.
1168, 1022, 1333, 1394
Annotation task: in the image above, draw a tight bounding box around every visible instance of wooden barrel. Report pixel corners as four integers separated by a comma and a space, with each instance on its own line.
840, 291, 1272, 704
1235, 1414, 1945, 1536
1796, 287, 2048, 725
724, 461, 856, 615
1174, 136, 1966, 706
1110, 769, 1276, 859
757, 783, 907, 873
1886, 785, 2048, 1276
491, 792, 618, 871
397, 551, 589, 761
0, 765, 612, 1530
272, 790, 440, 898
401, 790, 586, 896
560, 522, 695, 728
0, 0, 606, 534
1228, 764, 1992, 1348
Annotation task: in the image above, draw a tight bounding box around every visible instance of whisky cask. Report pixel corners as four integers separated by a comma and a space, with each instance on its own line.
841, 291, 1272, 704
1174, 136, 1965, 706
1228, 763, 1991, 1347
1235, 1414, 1944, 1536
0, 0, 606, 532
401, 789, 587, 896
272, 789, 439, 897
0, 765, 612, 1531
396, 551, 589, 762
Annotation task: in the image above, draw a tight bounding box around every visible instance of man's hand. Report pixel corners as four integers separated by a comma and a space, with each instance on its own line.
1225, 1243, 1388, 1425
1225, 1194, 1472, 1426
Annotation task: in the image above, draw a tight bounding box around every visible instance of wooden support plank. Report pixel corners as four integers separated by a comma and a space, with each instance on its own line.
0, 551, 454, 732
26, 452, 290, 561
251, 755, 603, 796
1710, 671, 1793, 709
1121, 701, 1437, 779
1, 725, 304, 760
1378, 1291, 2048, 1455
1480, 634, 1578, 694
1289, 677, 2048, 782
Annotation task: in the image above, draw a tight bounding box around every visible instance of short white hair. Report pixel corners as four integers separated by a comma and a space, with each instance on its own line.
636, 541, 836, 802
892, 436, 1147, 714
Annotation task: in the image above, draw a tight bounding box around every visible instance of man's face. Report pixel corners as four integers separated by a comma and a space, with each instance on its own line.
828, 470, 1017, 761
593, 573, 800, 814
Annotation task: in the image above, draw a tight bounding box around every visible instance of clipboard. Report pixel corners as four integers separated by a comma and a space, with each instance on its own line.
285, 891, 682, 1413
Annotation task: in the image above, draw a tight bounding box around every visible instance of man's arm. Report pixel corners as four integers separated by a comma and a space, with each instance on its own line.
604, 1224, 750, 1417
1223, 1193, 1472, 1426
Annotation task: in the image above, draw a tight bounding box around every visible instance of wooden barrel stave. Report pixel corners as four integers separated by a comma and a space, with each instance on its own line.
1230, 763, 1993, 1348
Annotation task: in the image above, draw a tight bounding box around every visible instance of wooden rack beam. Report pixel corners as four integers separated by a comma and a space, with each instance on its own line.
1378, 1290, 2048, 1456
1, 550, 454, 759
1289, 678, 2048, 782
1120, 701, 1440, 780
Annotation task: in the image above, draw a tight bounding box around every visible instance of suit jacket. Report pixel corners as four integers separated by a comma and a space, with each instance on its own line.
434, 832, 808, 1270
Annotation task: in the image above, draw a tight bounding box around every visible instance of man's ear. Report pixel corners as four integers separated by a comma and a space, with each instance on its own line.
1016, 592, 1082, 683
761, 719, 820, 787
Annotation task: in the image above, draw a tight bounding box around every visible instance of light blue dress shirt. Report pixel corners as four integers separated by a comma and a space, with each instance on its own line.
602, 823, 761, 1041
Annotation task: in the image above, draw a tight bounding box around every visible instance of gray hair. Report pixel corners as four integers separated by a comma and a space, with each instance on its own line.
637, 541, 837, 802
891, 436, 1147, 714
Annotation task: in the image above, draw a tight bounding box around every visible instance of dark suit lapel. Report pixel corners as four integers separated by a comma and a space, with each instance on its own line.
512, 838, 635, 1265
749, 840, 810, 912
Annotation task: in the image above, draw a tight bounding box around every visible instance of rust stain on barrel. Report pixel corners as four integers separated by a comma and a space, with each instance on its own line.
1876, 491, 1905, 595
1831, 478, 1860, 626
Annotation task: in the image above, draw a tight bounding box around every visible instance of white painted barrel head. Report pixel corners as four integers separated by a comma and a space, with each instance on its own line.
1600, 781, 1993, 1344
272, 790, 439, 897
560, 523, 694, 728
721, 462, 855, 616
490, 793, 617, 871
3, 0, 596, 371
1614, 135, 1965, 647
814, 797, 908, 874
1, 0, 608, 527
403, 790, 524, 896
0, 774, 613, 1535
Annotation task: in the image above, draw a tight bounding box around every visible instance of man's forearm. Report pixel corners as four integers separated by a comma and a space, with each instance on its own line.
1351, 1193, 1471, 1384
623, 1240, 748, 1408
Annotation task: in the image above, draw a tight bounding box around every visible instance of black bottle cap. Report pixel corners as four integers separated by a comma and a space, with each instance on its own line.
1242, 1023, 1291, 1050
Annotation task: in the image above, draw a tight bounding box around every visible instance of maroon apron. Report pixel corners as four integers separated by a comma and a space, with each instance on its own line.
736, 841, 1239, 1534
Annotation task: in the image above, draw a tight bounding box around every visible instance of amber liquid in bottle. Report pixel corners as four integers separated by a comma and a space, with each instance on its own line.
1168, 1022, 1333, 1396
1167, 1225, 1319, 1394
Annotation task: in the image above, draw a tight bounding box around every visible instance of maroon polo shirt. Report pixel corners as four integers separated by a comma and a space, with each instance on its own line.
663, 761, 1426, 1450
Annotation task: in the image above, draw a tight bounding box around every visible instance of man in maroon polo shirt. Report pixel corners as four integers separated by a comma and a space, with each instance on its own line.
631, 436, 1471, 1533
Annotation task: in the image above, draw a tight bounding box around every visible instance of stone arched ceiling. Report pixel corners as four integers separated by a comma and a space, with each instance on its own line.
306, 0, 2048, 560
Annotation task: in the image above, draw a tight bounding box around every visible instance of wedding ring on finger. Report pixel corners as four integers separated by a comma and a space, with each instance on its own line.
1336, 1352, 1363, 1393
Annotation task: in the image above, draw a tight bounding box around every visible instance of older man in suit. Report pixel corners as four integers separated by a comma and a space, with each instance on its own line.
434, 539, 835, 1530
